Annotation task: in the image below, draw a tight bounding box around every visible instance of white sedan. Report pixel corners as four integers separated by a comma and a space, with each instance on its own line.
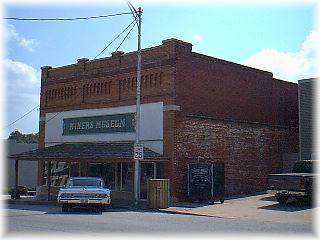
57, 177, 111, 213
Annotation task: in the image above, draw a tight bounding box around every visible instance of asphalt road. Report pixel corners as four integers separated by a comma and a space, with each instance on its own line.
4, 204, 313, 235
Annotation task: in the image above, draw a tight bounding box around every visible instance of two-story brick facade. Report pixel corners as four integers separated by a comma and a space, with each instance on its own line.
12, 38, 299, 203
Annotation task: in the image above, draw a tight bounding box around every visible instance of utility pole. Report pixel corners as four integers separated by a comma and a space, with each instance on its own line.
134, 7, 143, 205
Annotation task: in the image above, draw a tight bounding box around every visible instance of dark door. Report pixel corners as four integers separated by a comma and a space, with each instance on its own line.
188, 164, 212, 201
188, 162, 225, 201
212, 162, 225, 198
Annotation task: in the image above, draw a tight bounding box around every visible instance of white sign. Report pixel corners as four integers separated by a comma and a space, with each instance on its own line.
134, 143, 144, 160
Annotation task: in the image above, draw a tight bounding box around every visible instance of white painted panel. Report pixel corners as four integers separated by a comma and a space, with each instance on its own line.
45, 102, 163, 153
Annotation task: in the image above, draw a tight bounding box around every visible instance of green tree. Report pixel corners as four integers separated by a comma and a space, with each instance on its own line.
8, 130, 38, 143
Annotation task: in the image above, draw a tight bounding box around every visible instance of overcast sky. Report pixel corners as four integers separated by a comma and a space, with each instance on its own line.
1, 1, 318, 138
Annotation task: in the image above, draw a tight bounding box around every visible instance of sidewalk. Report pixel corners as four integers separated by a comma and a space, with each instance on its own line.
3, 195, 145, 209
158, 194, 314, 224
4, 195, 59, 206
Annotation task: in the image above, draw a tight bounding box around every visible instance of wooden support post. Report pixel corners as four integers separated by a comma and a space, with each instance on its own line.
120, 162, 123, 191
14, 160, 19, 199
78, 162, 81, 176
114, 163, 118, 191
47, 161, 51, 201
83, 161, 87, 176
153, 162, 157, 179
37, 160, 44, 186
68, 162, 72, 177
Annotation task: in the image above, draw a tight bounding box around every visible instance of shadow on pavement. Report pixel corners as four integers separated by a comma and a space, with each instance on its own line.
171, 201, 214, 208
258, 199, 314, 212
6, 203, 142, 215
6, 203, 58, 212
171, 193, 270, 208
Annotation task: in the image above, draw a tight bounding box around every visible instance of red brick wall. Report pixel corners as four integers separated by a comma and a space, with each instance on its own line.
271, 78, 299, 127
170, 116, 299, 201
174, 47, 298, 127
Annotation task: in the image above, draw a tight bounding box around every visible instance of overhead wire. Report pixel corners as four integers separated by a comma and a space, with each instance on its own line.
93, 19, 136, 59
127, 1, 138, 23
45, 112, 61, 124
4, 7, 138, 131
114, 20, 137, 52
3, 12, 131, 21
42, 21, 137, 126
4, 104, 39, 129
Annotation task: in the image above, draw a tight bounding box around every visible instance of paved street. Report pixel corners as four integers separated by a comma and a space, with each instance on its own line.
3, 195, 315, 235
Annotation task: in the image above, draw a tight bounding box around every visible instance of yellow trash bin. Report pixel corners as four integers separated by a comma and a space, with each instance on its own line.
147, 179, 170, 209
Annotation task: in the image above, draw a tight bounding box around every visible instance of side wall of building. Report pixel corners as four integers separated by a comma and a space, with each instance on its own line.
298, 79, 315, 160
169, 40, 299, 200
175, 50, 274, 124
169, 117, 299, 201
6, 140, 38, 189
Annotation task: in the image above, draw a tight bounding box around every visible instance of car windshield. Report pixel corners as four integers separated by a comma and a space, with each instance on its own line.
67, 178, 103, 188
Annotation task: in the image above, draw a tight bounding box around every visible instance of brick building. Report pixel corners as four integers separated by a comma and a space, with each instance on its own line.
298, 78, 316, 161
11, 38, 299, 203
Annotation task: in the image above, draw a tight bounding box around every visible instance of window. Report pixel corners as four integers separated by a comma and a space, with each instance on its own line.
159, 72, 163, 86
108, 81, 111, 94
93, 83, 97, 94
89, 84, 93, 95
97, 82, 101, 94
150, 74, 154, 87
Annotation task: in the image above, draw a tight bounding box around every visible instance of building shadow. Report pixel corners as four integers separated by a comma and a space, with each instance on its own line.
171, 201, 223, 208
258, 199, 314, 212
5, 203, 141, 215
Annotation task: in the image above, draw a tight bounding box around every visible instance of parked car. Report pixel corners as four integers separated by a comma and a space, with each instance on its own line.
57, 177, 111, 213
268, 160, 317, 205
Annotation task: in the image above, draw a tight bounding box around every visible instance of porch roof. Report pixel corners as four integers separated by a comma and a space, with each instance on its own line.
9, 142, 166, 162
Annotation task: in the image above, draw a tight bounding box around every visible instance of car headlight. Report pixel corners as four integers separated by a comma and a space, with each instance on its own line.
95, 192, 110, 198
59, 193, 73, 198
58, 193, 66, 198
96, 193, 107, 198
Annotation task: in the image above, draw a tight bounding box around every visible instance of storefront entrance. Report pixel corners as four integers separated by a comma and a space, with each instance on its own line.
88, 163, 133, 192
41, 160, 166, 202
140, 162, 165, 199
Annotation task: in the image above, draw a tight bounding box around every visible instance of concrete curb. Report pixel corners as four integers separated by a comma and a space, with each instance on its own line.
6, 199, 234, 219
6, 199, 60, 206
5, 199, 147, 211
157, 209, 236, 219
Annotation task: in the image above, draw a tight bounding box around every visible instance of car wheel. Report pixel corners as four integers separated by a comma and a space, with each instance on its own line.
220, 198, 225, 204
97, 206, 103, 214
62, 204, 69, 213
276, 194, 288, 205
93, 205, 101, 213
101, 205, 107, 212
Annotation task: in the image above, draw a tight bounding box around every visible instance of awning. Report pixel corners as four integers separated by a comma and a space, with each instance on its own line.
8, 142, 168, 162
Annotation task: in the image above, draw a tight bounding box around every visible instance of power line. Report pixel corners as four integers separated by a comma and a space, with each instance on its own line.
114, 21, 137, 52
127, 1, 138, 23
4, 9, 138, 130
94, 19, 136, 59
42, 22, 135, 124
3, 12, 131, 21
5, 104, 39, 129
45, 112, 61, 124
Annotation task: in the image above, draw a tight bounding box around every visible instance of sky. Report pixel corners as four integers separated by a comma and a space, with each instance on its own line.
0, 1, 318, 138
